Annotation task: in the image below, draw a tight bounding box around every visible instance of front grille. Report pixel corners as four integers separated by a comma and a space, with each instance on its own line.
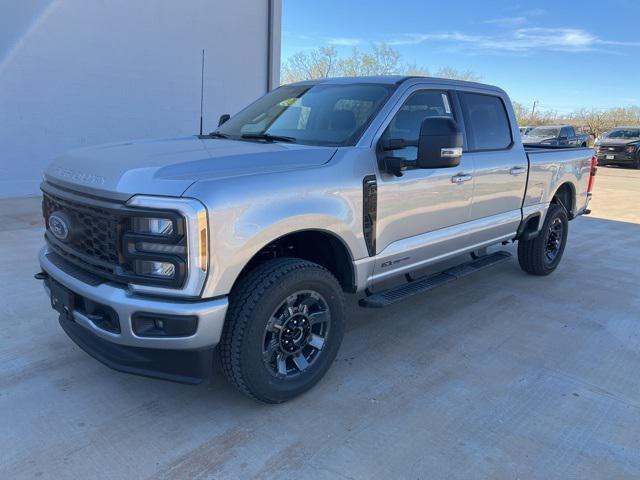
598, 145, 625, 153
42, 191, 124, 279
41, 186, 189, 289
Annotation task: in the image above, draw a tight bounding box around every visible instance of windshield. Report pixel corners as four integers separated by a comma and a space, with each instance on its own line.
528, 127, 560, 137
216, 83, 395, 146
604, 129, 640, 139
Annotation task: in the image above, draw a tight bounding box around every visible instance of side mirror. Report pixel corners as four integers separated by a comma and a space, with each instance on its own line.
417, 117, 463, 169
218, 114, 231, 126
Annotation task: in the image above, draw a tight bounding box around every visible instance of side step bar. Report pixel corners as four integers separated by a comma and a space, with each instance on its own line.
359, 251, 512, 308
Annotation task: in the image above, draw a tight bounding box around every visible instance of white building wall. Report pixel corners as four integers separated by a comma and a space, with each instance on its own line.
0, 0, 281, 198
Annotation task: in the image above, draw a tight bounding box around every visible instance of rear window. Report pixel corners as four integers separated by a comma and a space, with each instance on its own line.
605, 129, 640, 139
461, 93, 512, 150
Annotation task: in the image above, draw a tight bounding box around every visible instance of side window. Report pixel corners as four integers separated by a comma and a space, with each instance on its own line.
567, 127, 575, 139
461, 93, 512, 151
382, 90, 454, 160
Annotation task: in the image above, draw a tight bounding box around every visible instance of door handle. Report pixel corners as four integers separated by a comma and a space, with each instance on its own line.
509, 166, 527, 175
451, 173, 473, 184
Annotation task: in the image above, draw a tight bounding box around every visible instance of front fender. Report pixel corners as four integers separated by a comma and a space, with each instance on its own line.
186, 167, 368, 298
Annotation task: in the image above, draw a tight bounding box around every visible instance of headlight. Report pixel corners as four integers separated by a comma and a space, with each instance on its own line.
124, 196, 209, 298
132, 217, 175, 235
626, 144, 638, 153
134, 260, 176, 278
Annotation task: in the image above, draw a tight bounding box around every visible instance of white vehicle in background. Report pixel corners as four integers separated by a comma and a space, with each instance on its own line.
519, 126, 535, 135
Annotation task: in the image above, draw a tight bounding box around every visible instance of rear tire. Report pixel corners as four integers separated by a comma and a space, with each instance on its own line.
518, 203, 568, 276
220, 258, 345, 403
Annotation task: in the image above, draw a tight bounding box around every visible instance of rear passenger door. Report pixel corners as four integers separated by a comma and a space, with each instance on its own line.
459, 91, 527, 242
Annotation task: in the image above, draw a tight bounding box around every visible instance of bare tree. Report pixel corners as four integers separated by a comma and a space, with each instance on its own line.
571, 108, 613, 139
281, 46, 339, 84
434, 67, 481, 82
280, 43, 476, 84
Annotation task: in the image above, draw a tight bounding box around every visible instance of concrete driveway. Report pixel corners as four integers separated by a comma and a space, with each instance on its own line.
1, 168, 639, 479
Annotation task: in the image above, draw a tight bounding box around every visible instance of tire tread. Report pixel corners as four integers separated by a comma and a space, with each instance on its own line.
219, 258, 341, 402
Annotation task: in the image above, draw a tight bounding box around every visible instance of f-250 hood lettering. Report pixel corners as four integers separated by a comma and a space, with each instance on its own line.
43, 136, 337, 199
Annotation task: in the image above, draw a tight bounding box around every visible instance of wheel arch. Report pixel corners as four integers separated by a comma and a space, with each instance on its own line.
231, 229, 357, 294
551, 182, 576, 218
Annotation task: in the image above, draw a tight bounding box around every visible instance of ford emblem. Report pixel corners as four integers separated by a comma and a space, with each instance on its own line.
48, 212, 71, 242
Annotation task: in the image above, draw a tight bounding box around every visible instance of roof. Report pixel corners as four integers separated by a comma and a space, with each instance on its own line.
287, 75, 502, 92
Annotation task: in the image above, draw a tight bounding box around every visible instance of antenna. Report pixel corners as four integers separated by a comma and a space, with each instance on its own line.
199, 49, 205, 136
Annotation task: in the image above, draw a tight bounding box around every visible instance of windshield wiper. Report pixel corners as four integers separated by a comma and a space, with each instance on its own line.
241, 133, 297, 143
207, 131, 229, 139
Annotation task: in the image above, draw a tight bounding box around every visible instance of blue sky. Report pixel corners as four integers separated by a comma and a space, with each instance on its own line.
282, 0, 640, 113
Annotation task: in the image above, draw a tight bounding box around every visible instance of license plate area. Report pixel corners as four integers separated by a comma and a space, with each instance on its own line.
48, 278, 75, 321
606, 155, 615, 160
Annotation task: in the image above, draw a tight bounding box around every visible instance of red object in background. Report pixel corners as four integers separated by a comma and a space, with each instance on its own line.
587, 155, 597, 193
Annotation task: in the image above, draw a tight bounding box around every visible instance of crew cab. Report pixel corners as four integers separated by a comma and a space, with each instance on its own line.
595, 126, 640, 169
522, 124, 590, 147
37, 76, 596, 403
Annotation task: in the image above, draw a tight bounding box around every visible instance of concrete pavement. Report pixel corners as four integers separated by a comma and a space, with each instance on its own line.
1, 167, 639, 479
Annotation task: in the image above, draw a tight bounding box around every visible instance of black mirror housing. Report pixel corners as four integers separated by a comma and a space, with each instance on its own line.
417, 117, 463, 169
218, 114, 231, 126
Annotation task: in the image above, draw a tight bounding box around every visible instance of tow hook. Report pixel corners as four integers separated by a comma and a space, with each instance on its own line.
34, 271, 49, 280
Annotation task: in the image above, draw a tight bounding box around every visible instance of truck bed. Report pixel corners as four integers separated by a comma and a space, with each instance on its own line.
523, 145, 594, 216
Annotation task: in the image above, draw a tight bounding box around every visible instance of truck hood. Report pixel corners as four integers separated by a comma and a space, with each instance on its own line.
521, 135, 556, 143
43, 136, 337, 200
597, 138, 639, 147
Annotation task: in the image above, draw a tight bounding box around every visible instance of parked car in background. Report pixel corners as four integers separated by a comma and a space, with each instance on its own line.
596, 126, 640, 168
519, 126, 535, 135
522, 125, 590, 147
36, 77, 596, 403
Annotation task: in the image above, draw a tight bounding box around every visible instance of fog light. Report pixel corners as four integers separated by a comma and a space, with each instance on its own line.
135, 260, 176, 278
132, 217, 174, 235
132, 313, 198, 337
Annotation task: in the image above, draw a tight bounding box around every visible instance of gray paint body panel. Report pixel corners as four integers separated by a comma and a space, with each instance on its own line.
38, 76, 594, 350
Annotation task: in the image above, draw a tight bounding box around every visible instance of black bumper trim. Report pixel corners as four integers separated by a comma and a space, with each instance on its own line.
59, 315, 213, 385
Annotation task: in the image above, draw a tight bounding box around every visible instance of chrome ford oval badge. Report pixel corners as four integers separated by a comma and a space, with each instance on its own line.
48, 212, 71, 242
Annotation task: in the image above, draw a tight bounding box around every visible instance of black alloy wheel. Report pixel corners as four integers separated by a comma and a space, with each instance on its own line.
262, 290, 330, 378
544, 217, 564, 265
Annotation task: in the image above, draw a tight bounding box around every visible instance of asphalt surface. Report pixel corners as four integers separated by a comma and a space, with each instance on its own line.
1, 167, 639, 479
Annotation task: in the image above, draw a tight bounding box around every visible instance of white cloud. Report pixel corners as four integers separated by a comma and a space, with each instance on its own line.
483, 16, 528, 26
327, 37, 362, 46
387, 28, 640, 53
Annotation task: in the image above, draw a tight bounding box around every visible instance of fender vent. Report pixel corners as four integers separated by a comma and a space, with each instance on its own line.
363, 175, 377, 257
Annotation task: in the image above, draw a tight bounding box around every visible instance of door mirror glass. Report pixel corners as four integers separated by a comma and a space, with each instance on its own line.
218, 114, 231, 126
416, 117, 463, 169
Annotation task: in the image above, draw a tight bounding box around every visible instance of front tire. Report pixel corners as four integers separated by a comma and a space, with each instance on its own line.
518, 203, 569, 276
220, 258, 345, 403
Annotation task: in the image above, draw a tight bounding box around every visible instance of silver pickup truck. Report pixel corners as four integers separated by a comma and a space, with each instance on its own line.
37, 76, 597, 403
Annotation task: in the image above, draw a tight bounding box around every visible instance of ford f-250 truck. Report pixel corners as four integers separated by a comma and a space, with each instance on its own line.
37, 76, 597, 403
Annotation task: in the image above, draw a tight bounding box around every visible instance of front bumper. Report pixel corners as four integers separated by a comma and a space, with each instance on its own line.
39, 247, 228, 383
596, 152, 636, 164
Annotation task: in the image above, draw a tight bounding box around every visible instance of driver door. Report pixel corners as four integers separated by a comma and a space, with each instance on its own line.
372, 88, 475, 281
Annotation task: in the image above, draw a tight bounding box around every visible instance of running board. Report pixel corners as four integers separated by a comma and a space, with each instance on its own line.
359, 251, 512, 308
